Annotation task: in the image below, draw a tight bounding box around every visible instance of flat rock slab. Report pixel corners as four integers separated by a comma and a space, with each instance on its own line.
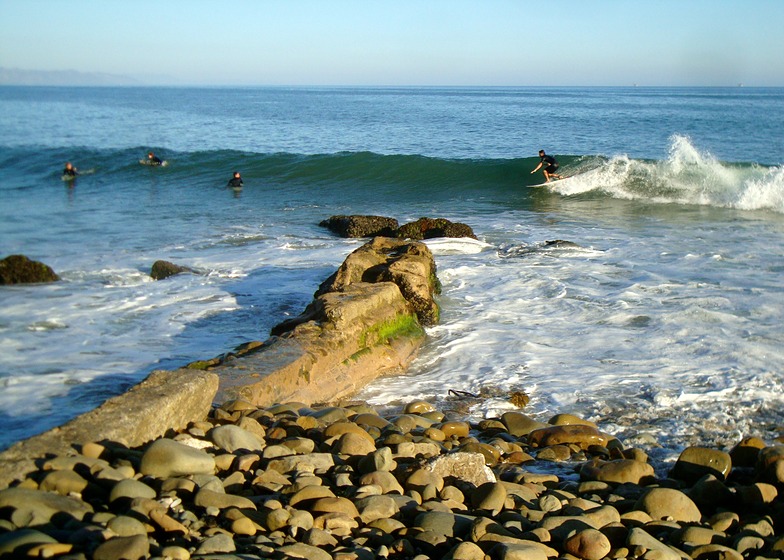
0, 369, 218, 489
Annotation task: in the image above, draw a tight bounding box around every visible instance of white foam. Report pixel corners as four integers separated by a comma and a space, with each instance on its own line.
358, 207, 784, 456
423, 237, 493, 254
552, 136, 784, 213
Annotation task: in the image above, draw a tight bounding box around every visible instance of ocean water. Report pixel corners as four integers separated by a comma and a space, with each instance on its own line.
1, 86, 783, 461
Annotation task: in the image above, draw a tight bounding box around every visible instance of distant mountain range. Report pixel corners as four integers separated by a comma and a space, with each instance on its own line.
0, 67, 174, 86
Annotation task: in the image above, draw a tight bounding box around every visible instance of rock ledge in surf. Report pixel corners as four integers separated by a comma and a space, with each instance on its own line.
320, 214, 477, 241
397, 217, 477, 241
0, 254, 59, 285
0, 238, 438, 487
150, 259, 196, 280
319, 215, 399, 238
209, 237, 439, 406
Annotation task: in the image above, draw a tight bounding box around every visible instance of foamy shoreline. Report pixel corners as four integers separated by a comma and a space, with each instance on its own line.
1, 237, 783, 558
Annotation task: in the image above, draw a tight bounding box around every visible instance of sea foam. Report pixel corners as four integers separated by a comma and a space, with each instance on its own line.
552, 135, 784, 213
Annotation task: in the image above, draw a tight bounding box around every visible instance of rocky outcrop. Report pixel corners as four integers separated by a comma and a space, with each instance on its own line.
312, 236, 441, 327
150, 260, 195, 280
319, 215, 399, 238
0, 255, 59, 285
0, 238, 439, 488
397, 217, 477, 241
0, 369, 218, 489
320, 215, 477, 241
211, 238, 439, 406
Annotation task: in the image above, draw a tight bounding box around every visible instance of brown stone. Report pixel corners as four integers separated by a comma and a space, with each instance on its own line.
140, 438, 216, 479
39, 470, 90, 496
564, 528, 612, 560
334, 432, 377, 456
439, 421, 471, 439
289, 485, 336, 507
528, 424, 609, 449
309, 496, 360, 519
359, 470, 405, 495
470, 482, 508, 514
580, 458, 655, 485
634, 488, 701, 523
549, 413, 598, 428
323, 421, 374, 442
670, 446, 732, 482
729, 436, 765, 468
93, 535, 149, 560
501, 411, 548, 437
690, 544, 743, 560
194, 488, 256, 510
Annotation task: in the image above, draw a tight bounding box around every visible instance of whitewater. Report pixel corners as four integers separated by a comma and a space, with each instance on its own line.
0, 86, 782, 461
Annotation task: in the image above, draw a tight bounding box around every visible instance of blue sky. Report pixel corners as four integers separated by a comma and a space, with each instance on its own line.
1, 0, 782, 86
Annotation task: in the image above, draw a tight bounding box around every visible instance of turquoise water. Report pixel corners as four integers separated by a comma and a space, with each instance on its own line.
0, 86, 783, 456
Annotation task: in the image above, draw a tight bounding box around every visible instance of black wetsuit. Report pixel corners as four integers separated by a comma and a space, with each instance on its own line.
540, 154, 559, 174
63, 167, 78, 177
227, 177, 244, 188
148, 155, 163, 166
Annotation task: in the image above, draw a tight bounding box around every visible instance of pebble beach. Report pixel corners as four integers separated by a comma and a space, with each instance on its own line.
1, 396, 783, 560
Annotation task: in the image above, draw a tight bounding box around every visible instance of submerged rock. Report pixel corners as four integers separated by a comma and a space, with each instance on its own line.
397, 216, 477, 240
150, 259, 195, 280
319, 214, 477, 241
319, 215, 399, 238
0, 254, 59, 284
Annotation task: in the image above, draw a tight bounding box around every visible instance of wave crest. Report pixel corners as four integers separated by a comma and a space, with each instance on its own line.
552, 136, 784, 213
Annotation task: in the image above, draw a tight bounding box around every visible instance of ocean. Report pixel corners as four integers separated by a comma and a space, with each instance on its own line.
1, 86, 782, 463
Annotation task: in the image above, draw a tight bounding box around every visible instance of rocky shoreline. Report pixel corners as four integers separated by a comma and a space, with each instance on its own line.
0, 398, 783, 559
0, 236, 439, 488
1, 229, 783, 559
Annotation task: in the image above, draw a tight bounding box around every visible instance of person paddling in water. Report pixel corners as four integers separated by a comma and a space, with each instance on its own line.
146, 151, 163, 166
531, 150, 564, 182
62, 162, 78, 177
227, 171, 243, 188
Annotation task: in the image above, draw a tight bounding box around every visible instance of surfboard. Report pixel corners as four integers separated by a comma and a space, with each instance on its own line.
139, 159, 168, 167
529, 175, 570, 188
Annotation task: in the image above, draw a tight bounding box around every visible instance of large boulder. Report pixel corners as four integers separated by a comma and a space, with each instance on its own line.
0, 255, 59, 284
397, 217, 477, 240
279, 236, 440, 329
320, 215, 399, 238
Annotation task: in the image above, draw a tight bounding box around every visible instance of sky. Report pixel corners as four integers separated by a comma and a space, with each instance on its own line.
1, 0, 783, 87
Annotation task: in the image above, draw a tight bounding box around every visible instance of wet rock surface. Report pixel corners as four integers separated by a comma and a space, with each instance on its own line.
150, 260, 196, 280
0, 254, 59, 284
319, 215, 400, 238
320, 214, 477, 241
